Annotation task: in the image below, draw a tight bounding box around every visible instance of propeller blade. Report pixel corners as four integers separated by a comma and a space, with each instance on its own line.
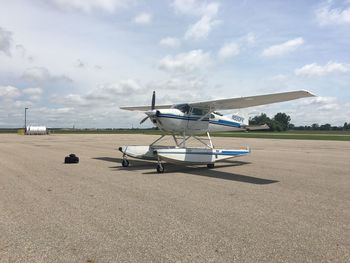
151, 91, 156, 110
140, 116, 149, 124
141, 92, 156, 125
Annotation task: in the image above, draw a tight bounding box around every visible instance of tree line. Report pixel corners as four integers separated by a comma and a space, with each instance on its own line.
249, 113, 350, 131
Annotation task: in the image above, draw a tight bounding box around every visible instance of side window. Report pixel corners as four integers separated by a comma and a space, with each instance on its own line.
192, 108, 203, 115
210, 114, 215, 119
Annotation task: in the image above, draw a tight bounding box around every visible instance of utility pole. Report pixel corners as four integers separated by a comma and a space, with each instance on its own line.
24, 107, 28, 134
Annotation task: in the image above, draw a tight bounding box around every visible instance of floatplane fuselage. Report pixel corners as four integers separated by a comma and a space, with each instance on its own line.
119, 90, 315, 173
144, 106, 249, 135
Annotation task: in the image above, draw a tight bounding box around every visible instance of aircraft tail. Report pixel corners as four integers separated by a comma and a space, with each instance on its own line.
231, 111, 249, 126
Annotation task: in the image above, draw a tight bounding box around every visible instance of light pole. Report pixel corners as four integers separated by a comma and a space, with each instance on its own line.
24, 107, 28, 134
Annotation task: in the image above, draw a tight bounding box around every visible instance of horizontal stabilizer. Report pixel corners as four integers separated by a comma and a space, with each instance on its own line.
246, 124, 270, 131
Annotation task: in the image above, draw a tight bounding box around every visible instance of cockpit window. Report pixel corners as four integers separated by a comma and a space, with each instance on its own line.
191, 107, 204, 115
174, 104, 190, 113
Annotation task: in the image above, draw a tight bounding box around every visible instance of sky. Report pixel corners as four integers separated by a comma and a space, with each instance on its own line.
0, 0, 350, 128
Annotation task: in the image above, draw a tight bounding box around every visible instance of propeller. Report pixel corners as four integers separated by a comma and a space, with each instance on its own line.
140, 91, 156, 124
140, 115, 149, 124
151, 90, 155, 110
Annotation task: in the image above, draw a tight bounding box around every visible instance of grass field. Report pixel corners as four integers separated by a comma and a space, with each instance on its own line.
2, 128, 350, 141
51, 129, 350, 141
213, 131, 350, 141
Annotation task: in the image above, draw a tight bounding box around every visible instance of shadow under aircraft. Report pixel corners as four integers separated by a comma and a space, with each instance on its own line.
93, 157, 279, 185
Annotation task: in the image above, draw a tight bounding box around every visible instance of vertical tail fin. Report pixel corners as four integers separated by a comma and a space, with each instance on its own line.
231, 111, 249, 126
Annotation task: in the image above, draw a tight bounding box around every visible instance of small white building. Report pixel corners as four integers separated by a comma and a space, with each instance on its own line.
26, 126, 47, 135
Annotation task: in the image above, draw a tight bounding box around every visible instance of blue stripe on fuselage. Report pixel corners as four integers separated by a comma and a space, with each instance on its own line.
209, 119, 241, 128
157, 113, 241, 128
157, 113, 209, 121
157, 150, 249, 156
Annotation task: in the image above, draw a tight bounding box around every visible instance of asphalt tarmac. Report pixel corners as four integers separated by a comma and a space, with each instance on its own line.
0, 134, 349, 262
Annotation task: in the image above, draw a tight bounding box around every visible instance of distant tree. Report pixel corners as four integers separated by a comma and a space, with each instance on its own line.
269, 120, 283, 131
320, 123, 331, 130
311, 123, 319, 130
248, 113, 350, 132
249, 113, 271, 126
249, 112, 293, 131
273, 112, 291, 131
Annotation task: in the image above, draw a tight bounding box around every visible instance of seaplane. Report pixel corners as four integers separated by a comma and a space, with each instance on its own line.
119, 90, 315, 173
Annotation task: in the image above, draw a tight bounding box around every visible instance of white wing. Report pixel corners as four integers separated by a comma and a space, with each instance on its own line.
120, 104, 173, 111
189, 90, 315, 111
120, 90, 315, 111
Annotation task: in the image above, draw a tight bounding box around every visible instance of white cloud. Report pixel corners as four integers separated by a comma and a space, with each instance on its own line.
93, 79, 144, 98
147, 77, 210, 105
22, 87, 43, 101
22, 67, 50, 82
185, 15, 220, 40
291, 96, 346, 124
149, 77, 205, 92
22, 67, 72, 83
133, 12, 152, 24
37, 79, 159, 127
218, 42, 240, 59
159, 37, 181, 48
270, 74, 288, 81
202, 2, 220, 17
172, 1, 221, 40
49, 0, 130, 13
15, 44, 33, 61
172, 0, 199, 15
0, 85, 21, 98
46, 76, 209, 127
172, 0, 219, 17
216, 33, 255, 60
23, 87, 43, 95
56, 94, 86, 107
0, 28, 33, 61
158, 49, 211, 73
243, 32, 256, 45
75, 59, 102, 70
13, 100, 34, 108
76, 59, 87, 68
262, 37, 304, 57
55, 79, 145, 108
0, 27, 13, 56
295, 61, 349, 76
2, 1, 350, 128
316, 4, 350, 25
298, 96, 336, 106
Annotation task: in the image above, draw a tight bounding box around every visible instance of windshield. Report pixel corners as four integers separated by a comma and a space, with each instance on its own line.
174, 104, 190, 113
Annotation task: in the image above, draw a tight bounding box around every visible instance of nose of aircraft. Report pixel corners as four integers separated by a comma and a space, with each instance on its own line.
144, 110, 158, 124
145, 109, 157, 117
